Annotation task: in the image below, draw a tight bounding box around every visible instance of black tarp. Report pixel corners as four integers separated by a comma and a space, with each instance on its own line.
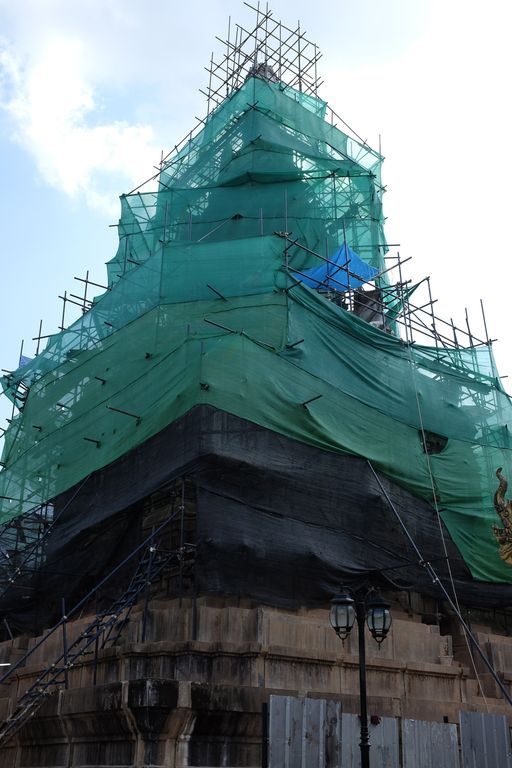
2, 406, 510, 634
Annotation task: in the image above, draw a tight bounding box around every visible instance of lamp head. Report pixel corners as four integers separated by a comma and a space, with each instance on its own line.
366, 593, 392, 645
329, 587, 356, 641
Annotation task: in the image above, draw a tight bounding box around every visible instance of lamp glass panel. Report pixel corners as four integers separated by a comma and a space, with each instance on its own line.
367, 604, 392, 640
330, 601, 355, 634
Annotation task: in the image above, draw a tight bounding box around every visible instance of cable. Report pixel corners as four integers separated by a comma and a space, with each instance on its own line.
366, 459, 512, 707
403, 339, 490, 709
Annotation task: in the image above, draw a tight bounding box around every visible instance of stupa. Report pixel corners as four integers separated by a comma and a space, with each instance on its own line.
0, 6, 511, 766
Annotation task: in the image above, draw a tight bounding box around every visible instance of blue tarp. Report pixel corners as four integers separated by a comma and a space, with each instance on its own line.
292, 242, 378, 291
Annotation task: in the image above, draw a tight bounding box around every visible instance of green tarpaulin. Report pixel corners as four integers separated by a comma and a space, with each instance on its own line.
1, 76, 511, 584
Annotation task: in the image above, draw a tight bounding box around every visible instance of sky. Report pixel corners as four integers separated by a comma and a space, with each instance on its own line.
0, 0, 511, 435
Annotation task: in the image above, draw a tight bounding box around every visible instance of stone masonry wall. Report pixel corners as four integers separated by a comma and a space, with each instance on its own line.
0, 596, 510, 766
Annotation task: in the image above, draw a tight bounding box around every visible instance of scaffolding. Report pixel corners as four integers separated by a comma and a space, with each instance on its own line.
0, 497, 196, 746
0, 1, 511, 627
0, 7, 511, 744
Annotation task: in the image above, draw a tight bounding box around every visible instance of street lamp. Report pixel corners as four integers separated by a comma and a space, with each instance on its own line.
330, 587, 392, 768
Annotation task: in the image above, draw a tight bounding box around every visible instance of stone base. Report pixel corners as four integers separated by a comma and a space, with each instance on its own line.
0, 679, 266, 768
0, 596, 511, 766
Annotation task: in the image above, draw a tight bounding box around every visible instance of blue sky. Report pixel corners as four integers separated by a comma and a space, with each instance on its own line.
1, 0, 511, 435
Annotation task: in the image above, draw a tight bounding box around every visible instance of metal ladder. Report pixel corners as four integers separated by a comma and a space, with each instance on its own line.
0, 539, 188, 746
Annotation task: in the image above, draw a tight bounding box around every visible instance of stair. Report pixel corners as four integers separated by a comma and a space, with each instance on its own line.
0, 539, 189, 746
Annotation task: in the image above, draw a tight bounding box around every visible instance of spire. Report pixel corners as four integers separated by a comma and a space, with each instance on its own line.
245, 59, 279, 83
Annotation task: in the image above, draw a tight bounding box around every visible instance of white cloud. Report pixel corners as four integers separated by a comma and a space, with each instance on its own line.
0, 0, 510, 377
0, 36, 160, 215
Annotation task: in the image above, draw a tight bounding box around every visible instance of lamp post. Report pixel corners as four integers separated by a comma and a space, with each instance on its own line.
329, 587, 392, 768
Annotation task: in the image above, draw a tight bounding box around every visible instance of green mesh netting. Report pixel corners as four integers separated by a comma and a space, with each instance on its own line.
1, 76, 511, 583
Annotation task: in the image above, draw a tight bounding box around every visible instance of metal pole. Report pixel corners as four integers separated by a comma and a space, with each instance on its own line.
427, 277, 439, 355
192, 586, 198, 641
179, 480, 185, 603
465, 307, 474, 346
93, 635, 99, 687
356, 599, 370, 768
480, 298, 490, 344
84, 270, 90, 312
343, 222, 352, 311
61, 597, 69, 690
3, 618, 13, 641
35, 319, 43, 356
226, 16, 231, 95
141, 543, 155, 644
60, 291, 67, 331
